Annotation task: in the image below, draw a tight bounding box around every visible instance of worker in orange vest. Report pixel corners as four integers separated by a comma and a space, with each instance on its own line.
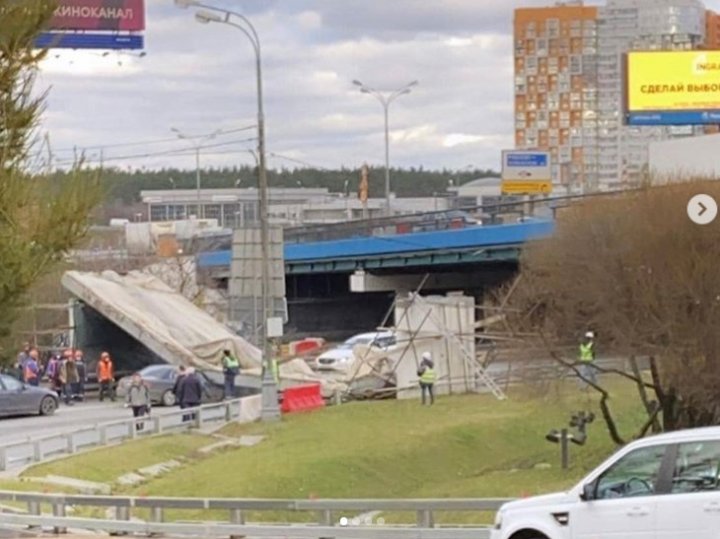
97, 352, 116, 402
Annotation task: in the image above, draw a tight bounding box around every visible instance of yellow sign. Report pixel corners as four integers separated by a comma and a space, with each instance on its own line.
627, 51, 720, 112
501, 180, 552, 195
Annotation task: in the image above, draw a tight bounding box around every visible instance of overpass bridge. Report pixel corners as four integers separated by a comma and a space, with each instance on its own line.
197, 216, 554, 338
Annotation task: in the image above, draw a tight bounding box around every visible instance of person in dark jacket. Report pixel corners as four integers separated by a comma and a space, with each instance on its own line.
172, 365, 187, 403
73, 349, 87, 401
177, 367, 204, 421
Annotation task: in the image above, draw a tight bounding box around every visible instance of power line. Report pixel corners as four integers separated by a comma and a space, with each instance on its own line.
51, 138, 257, 165
48, 125, 257, 154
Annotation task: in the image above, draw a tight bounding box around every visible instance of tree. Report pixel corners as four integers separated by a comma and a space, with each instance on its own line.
501, 181, 720, 443
0, 0, 102, 347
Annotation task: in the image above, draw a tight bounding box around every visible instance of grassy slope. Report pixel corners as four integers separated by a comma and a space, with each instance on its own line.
137, 380, 646, 500
22, 434, 215, 484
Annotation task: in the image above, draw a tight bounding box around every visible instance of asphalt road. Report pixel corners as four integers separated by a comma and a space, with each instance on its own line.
1, 400, 134, 445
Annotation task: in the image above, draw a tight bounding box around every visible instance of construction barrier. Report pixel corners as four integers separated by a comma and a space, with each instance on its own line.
281, 384, 325, 414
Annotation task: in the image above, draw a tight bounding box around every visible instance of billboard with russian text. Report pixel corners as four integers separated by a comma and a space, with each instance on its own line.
626, 51, 720, 125
50, 0, 145, 31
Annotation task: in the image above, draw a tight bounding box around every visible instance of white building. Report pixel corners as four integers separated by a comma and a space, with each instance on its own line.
649, 133, 720, 179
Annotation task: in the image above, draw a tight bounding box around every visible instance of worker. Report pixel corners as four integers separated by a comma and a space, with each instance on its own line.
97, 352, 116, 402
221, 349, 240, 399
417, 352, 436, 406
579, 331, 597, 388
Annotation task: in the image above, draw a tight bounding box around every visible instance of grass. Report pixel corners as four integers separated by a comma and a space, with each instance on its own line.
21, 433, 215, 485
14, 379, 649, 524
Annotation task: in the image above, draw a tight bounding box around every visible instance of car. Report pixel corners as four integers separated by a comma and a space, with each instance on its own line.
491, 426, 720, 539
315, 331, 397, 372
115, 364, 226, 406
0, 374, 59, 417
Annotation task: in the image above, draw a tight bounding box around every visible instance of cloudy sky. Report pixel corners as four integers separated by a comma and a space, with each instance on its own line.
35, 0, 720, 173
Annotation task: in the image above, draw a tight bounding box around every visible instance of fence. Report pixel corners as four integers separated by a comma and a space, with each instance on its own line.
0, 396, 257, 472
0, 491, 507, 538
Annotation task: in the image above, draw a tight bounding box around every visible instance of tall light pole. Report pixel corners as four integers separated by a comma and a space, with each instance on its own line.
175, 0, 281, 421
170, 127, 222, 219
353, 79, 418, 216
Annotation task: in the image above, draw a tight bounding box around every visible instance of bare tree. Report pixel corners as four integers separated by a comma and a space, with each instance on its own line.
499, 181, 720, 441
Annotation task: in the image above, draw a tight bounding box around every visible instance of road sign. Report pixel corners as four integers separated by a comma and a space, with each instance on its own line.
501, 150, 552, 195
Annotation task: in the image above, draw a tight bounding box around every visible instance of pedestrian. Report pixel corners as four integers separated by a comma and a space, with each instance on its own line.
125, 373, 151, 431
177, 367, 203, 422
46, 353, 62, 397
59, 350, 78, 406
221, 349, 239, 399
172, 365, 186, 404
417, 352, 436, 406
16, 342, 30, 382
23, 348, 40, 386
578, 331, 597, 389
73, 349, 87, 401
97, 352, 116, 402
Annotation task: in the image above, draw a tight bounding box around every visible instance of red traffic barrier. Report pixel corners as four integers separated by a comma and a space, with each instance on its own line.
281, 383, 325, 414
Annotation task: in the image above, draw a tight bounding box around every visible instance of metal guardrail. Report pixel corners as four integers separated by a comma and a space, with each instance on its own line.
0, 514, 492, 539
0, 397, 254, 472
0, 491, 505, 537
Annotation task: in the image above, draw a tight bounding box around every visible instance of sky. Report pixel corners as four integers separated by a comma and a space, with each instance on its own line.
34, 0, 720, 174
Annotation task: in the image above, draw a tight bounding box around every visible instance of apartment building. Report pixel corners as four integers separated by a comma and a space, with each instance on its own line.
514, 0, 720, 192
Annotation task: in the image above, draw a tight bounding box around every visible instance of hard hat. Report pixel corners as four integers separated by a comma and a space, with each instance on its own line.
585, 331, 594, 339
422, 351, 432, 360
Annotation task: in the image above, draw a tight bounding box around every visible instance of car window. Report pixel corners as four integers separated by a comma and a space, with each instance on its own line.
0, 374, 23, 391
671, 441, 720, 494
141, 365, 172, 379
595, 445, 667, 500
374, 336, 396, 348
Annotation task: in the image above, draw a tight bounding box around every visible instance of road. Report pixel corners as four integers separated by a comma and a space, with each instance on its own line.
2, 400, 135, 445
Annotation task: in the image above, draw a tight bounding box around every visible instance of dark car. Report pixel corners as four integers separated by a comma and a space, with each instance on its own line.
0, 374, 59, 417
115, 364, 260, 406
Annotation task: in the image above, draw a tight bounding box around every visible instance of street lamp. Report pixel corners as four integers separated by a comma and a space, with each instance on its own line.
175, 0, 281, 421
353, 79, 418, 215
170, 127, 222, 219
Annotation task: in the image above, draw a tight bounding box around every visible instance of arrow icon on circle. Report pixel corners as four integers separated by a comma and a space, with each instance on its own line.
699, 202, 708, 217
688, 194, 717, 225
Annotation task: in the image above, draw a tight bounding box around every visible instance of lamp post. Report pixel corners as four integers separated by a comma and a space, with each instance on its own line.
170, 127, 222, 219
352, 79, 418, 216
175, 0, 280, 421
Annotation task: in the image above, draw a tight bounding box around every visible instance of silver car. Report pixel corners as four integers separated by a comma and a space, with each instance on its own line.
0, 374, 59, 417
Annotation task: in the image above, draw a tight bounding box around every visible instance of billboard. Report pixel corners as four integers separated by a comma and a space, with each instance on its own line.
35, 33, 143, 50
626, 51, 720, 125
50, 0, 145, 32
501, 150, 552, 195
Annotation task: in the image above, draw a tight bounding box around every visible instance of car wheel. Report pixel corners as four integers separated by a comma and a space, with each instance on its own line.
161, 390, 176, 407
40, 396, 57, 416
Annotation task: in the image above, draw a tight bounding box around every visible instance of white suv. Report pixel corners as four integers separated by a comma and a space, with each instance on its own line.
492, 426, 720, 539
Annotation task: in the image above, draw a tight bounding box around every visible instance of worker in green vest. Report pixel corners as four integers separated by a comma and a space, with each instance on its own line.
222, 349, 240, 399
417, 352, 437, 406
578, 331, 596, 388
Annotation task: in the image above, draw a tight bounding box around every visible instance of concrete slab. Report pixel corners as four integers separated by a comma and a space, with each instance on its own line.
238, 435, 265, 447
26, 476, 110, 495
116, 472, 145, 487
137, 460, 182, 477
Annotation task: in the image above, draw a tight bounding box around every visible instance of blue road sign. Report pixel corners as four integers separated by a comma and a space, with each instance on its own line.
35, 32, 144, 50
627, 110, 720, 126
506, 153, 548, 167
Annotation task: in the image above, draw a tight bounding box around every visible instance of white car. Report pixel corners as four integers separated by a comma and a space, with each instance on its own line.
492, 426, 720, 539
315, 331, 396, 372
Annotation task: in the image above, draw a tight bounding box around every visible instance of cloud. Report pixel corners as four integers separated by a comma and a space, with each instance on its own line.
34, 0, 596, 173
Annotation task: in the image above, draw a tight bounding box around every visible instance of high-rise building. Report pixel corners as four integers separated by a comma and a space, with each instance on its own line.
514, 0, 720, 192
513, 2, 599, 194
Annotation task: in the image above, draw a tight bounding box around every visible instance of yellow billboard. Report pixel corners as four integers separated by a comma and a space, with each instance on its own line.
627, 51, 720, 112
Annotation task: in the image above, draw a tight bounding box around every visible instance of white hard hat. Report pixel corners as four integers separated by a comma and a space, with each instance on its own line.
422, 352, 432, 360
585, 331, 594, 339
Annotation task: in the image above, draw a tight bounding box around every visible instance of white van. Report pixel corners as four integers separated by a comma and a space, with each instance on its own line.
491, 426, 720, 539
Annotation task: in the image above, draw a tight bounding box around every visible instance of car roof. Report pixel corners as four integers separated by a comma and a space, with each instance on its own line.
628, 426, 720, 448
349, 331, 394, 339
